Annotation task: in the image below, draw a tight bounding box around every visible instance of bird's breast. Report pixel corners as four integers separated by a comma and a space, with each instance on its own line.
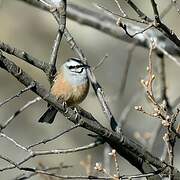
51, 72, 89, 106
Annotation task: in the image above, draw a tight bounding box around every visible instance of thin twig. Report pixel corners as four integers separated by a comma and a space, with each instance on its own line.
95, 4, 148, 25
109, 149, 120, 178
16, 170, 166, 180
92, 54, 108, 71
30, 141, 103, 156
0, 154, 21, 170
0, 83, 35, 107
27, 124, 80, 149
1, 97, 42, 130
0, 141, 102, 172
0, 132, 31, 152
113, 0, 126, 17
15, 164, 72, 180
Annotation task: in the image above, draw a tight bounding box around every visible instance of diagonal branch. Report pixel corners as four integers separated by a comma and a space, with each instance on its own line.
150, 0, 180, 48
0, 41, 49, 72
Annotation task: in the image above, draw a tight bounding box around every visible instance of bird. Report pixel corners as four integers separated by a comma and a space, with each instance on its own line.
38, 58, 90, 124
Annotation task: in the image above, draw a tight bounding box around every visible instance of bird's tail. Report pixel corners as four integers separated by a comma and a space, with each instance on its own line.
38, 106, 57, 124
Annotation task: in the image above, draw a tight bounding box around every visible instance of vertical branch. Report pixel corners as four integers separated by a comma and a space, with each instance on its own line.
50, 0, 67, 68
124, 0, 153, 22
40, 0, 67, 82
48, 29, 63, 82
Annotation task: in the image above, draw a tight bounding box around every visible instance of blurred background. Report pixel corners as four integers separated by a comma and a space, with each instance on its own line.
0, 0, 180, 179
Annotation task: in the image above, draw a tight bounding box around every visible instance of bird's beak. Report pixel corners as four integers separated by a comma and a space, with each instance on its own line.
83, 64, 90, 69
77, 64, 90, 69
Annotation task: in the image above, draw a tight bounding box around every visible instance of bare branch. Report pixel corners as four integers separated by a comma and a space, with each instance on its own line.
1, 97, 42, 130
124, 0, 153, 23
0, 41, 49, 72
0, 83, 35, 107
0, 133, 30, 152
45, 0, 66, 81
27, 124, 80, 149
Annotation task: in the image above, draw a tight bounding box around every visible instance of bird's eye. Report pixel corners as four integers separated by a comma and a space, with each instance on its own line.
68, 65, 74, 69
68, 65, 84, 73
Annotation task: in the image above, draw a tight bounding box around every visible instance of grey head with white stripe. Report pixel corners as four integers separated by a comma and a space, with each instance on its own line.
63, 58, 89, 86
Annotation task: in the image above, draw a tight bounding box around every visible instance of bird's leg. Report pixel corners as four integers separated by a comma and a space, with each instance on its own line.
72, 106, 80, 120
63, 101, 69, 114
63, 103, 80, 121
